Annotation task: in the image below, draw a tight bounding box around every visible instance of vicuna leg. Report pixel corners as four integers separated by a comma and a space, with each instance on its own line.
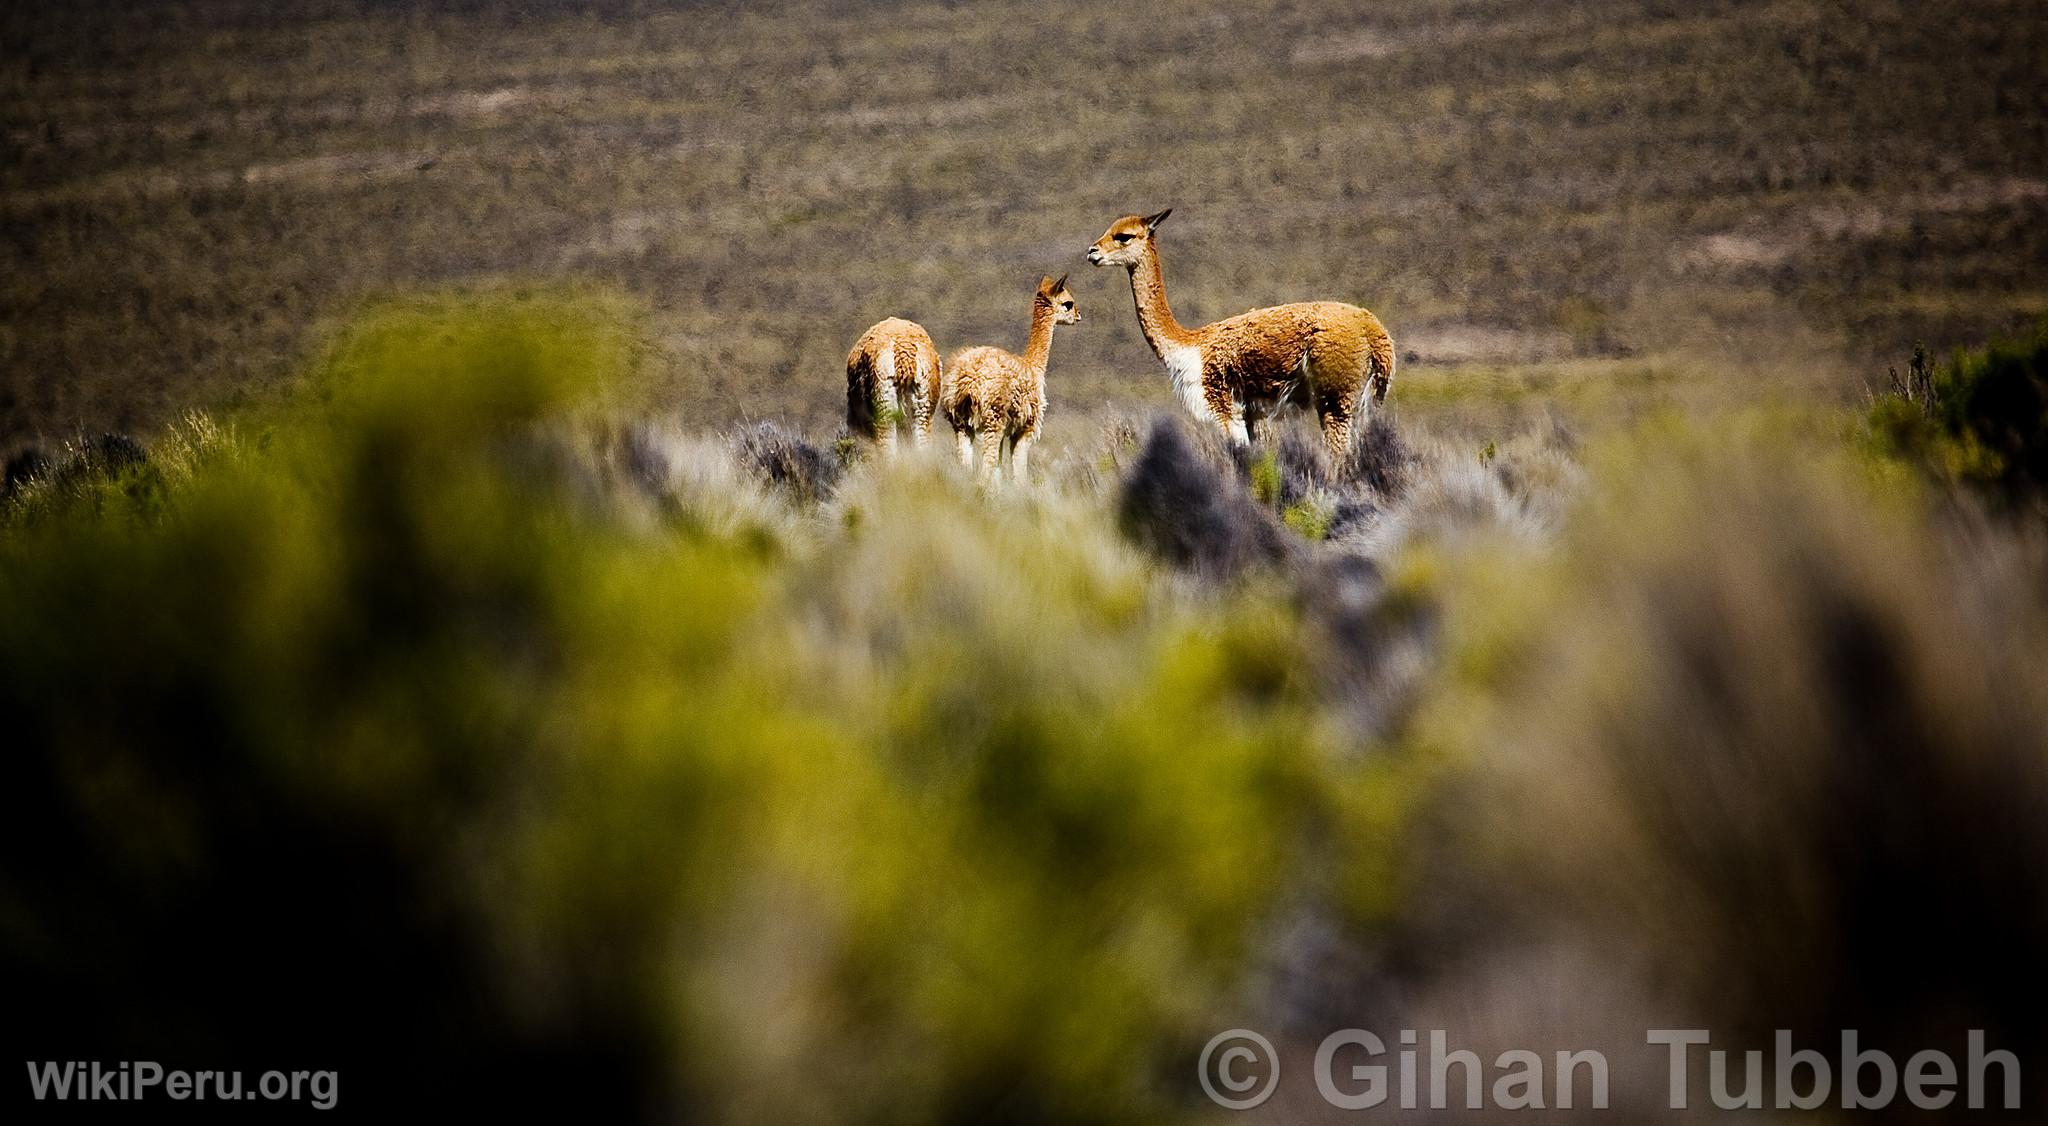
872, 348, 899, 455
1307, 339, 1375, 464
908, 386, 934, 450
955, 427, 975, 468
1315, 386, 1356, 464
892, 387, 920, 451
1010, 431, 1034, 486
1224, 404, 1251, 448
915, 354, 938, 448
977, 422, 1005, 484
873, 385, 899, 455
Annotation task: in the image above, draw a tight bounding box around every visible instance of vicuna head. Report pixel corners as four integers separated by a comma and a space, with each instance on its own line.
1085, 209, 1171, 269
1037, 274, 1081, 325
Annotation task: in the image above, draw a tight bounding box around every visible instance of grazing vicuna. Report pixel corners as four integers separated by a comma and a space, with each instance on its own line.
846, 317, 941, 454
1087, 209, 1395, 460
941, 275, 1080, 484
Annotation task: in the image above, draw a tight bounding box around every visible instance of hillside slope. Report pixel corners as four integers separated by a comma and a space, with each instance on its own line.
4, 0, 2044, 447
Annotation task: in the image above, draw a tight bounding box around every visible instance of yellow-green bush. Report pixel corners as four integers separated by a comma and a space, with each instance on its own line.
0, 291, 1401, 1121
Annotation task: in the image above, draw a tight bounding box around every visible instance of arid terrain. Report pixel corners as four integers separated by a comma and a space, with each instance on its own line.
5, 0, 2045, 451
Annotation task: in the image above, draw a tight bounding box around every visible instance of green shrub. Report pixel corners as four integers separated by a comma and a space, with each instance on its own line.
1866, 320, 2048, 504
1248, 449, 1283, 507
1281, 497, 1333, 541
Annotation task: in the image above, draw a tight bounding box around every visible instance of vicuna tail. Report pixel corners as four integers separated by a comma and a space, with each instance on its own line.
846, 352, 875, 435
1367, 325, 1395, 404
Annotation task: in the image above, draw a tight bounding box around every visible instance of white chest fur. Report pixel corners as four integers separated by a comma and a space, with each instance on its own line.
1161, 341, 1210, 422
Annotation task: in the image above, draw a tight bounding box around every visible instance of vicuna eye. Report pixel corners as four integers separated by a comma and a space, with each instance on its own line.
1062, 301, 1074, 309
1113, 232, 1134, 243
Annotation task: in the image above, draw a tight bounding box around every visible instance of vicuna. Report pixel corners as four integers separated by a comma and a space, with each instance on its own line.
941, 275, 1080, 485
846, 317, 940, 454
1088, 209, 1395, 460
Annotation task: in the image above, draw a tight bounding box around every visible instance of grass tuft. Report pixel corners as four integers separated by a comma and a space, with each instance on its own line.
733, 420, 844, 507
1115, 416, 1297, 580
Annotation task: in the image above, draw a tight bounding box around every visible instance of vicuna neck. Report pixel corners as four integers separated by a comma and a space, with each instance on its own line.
1022, 299, 1058, 378
1127, 243, 1197, 355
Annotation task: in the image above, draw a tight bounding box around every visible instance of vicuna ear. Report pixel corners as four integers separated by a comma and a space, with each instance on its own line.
1037, 274, 1056, 293
1143, 208, 1173, 231
1051, 273, 1069, 292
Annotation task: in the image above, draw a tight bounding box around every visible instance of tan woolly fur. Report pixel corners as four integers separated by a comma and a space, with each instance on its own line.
1087, 209, 1395, 459
845, 316, 941, 455
940, 275, 1080, 485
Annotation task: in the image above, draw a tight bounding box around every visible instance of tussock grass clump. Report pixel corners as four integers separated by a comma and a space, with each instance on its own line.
1, 415, 240, 530
574, 417, 801, 548
1348, 415, 1417, 500
1, 432, 149, 521
1332, 430, 1567, 564
1116, 416, 1298, 581
733, 419, 845, 507
3, 446, 50, 493
1102, 412, 1519, 739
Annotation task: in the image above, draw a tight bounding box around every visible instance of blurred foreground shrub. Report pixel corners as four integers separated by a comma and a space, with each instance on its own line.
1401, 415, 2048, 1118
0, 291, 1396, 1122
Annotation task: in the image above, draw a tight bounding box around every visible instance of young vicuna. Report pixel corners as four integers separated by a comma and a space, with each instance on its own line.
845, 317, 941, 454
941, 275, 1080, 484
1087, 209, 1395, 460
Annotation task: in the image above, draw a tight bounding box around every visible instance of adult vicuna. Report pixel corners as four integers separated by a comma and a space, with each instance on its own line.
1087, 209, 1395, 460
941, 275, 1080, 485
846, 317, 941, 454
